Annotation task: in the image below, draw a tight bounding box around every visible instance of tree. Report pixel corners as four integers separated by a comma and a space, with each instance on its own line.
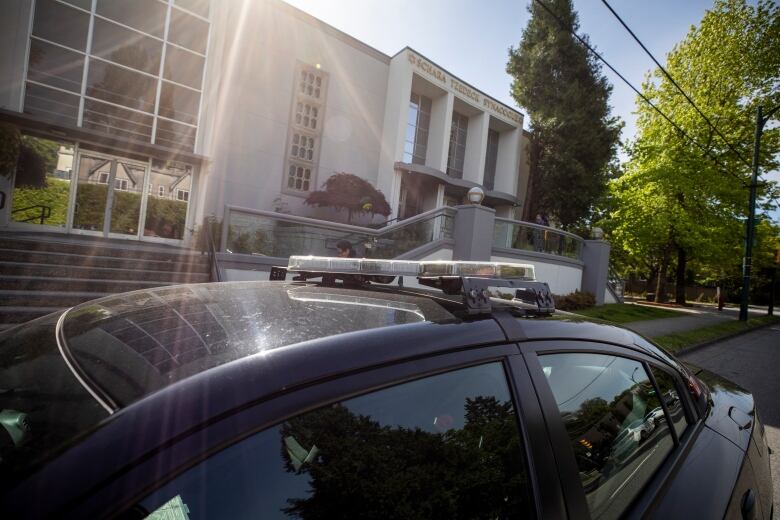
507, 0, 621, 229
602, 0, 780, 303
304, 172, 391, 223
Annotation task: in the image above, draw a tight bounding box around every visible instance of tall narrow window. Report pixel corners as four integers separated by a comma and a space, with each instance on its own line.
403, 93, 432, 165
483, 129, 499, 190
284, 64, 327, 194
447, 112, 468, 179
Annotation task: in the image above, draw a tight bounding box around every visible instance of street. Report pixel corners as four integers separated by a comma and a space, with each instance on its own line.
679, 325, 780, 514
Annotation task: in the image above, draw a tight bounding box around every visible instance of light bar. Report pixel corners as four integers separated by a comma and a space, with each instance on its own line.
287, 256, 535, 281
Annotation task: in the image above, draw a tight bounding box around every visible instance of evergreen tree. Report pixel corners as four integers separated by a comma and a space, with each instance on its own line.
507, 0, 621, 228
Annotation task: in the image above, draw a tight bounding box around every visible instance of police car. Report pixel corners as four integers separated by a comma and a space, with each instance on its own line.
0, 256, 773, 519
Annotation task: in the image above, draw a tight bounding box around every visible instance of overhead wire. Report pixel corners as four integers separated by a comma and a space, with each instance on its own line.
599, 0, 754, 170
530, 0, 751, 189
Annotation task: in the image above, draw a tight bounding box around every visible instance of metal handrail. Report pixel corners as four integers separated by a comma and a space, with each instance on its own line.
205, 216, 222, 282
221, 205, 456, 251
12, 204, 51, 224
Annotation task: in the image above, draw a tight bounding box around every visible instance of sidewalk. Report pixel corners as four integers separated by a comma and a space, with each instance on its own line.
621, 302, 766, 338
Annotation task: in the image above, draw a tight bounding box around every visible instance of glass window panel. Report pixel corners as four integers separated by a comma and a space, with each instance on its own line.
32, 0, 89, 51
163, 44, 205, 89
73, 154, 111, 232
11, 135, 74, 228
134, 362, 536, 518
158, 82, 200, 125
155, 119, 196, 152
27, 39, 84, 93
649, 367, 689, 440
82, 98, 153, 142
144, 160, 192, 240
110, 161, 146, 236
540, 353, 675, 520
23, 83, 80, 127
174, 0, 210, 18
86, 59, 158, 113
168, 8, 209, 54
91, 18, 162, 75
96, 0, 167, 38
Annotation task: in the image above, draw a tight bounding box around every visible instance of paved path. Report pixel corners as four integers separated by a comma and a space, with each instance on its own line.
679, 325, 780, 514
622, 303, 765, 338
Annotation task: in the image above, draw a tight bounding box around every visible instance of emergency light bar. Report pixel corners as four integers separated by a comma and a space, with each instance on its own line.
286, 256, 536, 281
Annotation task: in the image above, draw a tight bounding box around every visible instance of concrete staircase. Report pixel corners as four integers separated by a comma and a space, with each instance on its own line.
0, 233, 211, 331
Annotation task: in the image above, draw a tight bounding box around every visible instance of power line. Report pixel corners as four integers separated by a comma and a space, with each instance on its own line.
530, 0, 750, 188
599, 0, 754, 170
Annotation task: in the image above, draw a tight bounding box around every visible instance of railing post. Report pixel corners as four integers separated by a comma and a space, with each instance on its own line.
220, 206, 230, 252
452, 205, 496, 261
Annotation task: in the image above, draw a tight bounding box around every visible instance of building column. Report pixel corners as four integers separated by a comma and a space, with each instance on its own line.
581, 239, 611, 305
463, 111, 489, 185
452, 204, 495, 261
495, 127, 521, 195
426, 91, 454, 172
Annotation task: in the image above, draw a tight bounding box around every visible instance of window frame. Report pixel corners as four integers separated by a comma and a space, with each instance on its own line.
71, 343, 556, 519
519, 339, 703, 519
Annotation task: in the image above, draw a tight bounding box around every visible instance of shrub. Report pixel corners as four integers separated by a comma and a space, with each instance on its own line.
554, 290, 596, 311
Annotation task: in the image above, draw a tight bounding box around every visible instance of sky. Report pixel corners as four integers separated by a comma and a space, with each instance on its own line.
283, 0, 779, 222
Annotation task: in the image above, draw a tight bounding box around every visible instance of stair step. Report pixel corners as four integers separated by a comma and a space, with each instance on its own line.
0, 236, 209, 264
0, 248, 210, 273
0, 290, 113, 307
0, 306, 62, 324
0, 261, 209, 283
0, 275, 178, 293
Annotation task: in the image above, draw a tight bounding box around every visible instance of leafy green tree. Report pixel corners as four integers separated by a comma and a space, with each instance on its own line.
305, 172, 391, 223
507, 0, 621, 228
603, 0, 780, 303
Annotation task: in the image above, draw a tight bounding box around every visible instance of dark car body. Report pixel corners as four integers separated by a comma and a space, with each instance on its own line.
0, 280, 773, 519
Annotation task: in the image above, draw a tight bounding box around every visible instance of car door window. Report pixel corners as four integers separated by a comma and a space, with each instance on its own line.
649, 366, 689, 439
133, 362, 535, 519
540, 353, 674, 520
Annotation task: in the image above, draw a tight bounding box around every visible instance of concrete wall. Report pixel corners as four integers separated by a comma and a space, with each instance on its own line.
200, 0, 390, 223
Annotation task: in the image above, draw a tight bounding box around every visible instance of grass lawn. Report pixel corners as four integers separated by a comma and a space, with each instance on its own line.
572, 303, 685, 323
653, 315, 780, 353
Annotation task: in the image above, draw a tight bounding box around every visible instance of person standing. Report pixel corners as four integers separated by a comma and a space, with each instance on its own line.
336, 240, 356, 258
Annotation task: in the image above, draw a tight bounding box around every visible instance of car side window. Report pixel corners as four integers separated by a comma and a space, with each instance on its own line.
133, 362, 536, 519
539, 353, 675, 520
649, 366, 689, 439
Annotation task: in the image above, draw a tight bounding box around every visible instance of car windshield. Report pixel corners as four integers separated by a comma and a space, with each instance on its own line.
60, 282, 455, 408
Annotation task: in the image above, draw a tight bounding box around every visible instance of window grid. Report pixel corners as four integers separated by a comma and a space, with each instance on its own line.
284, 64, 327, 194
24, 0, 209, 152
403, 92, 431, 165
447, 112, 468, 179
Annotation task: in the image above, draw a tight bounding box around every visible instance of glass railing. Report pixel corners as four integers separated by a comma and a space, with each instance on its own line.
223, 206, 454, 259
493, 218, 584, 260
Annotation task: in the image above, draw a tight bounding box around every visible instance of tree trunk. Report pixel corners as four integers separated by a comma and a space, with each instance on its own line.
675, 246, 687, 305
522, 131, 542, 221
655, 246, 671, 303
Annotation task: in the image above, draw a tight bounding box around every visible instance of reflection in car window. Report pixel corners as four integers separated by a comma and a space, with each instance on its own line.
135, 362, 535, 519
540, 353, 674, 519
650, 366, 688, 439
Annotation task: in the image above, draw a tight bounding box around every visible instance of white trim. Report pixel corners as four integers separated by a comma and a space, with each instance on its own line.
165, 39, 206, 59
152, 2, 173, 144
171, 2, 210, 23
77, 0, 96, 126
192, 6, 212, 149
160, 77, 202, 94
29, 34, 87, 56
19, 0, 37, 110
55, 310, 115, 415
89, 53, 162, 81
156, 114, 197, 128
83, 95, 156, 117
52, 0, 90, 15
92, 12, 165, 44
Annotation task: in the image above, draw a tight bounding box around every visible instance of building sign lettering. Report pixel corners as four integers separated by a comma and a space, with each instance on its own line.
407, 52, 446, 84
406, 50, 522, 126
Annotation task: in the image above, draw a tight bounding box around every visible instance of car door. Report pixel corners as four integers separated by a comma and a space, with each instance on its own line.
518, 339, 755, 520
68, 343, 566, 519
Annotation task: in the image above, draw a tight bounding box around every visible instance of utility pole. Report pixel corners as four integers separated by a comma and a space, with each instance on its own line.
740, 105, 780, 321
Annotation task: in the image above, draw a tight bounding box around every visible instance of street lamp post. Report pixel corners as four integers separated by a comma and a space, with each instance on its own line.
739, 105, 780, 321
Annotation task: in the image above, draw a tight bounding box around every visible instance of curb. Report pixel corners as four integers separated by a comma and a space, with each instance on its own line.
673, 319, 780, 357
